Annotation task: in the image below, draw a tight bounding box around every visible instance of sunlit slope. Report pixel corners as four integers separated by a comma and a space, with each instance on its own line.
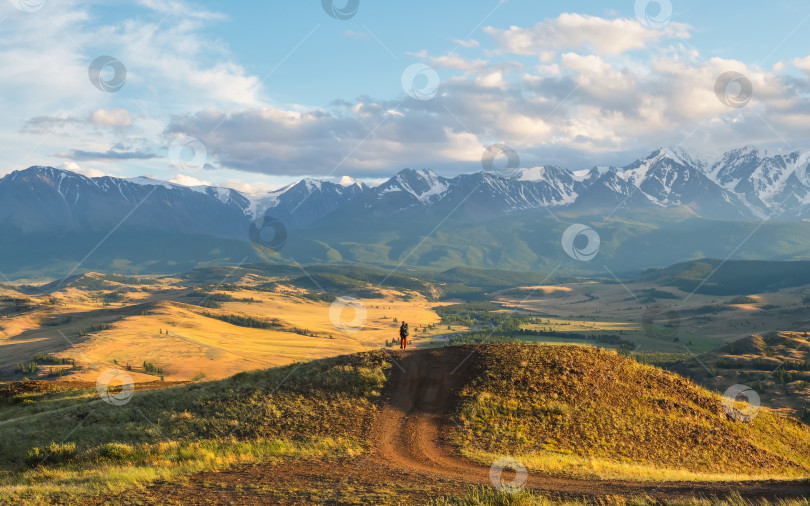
0, 273, 443, 382
455, 344, 810, 481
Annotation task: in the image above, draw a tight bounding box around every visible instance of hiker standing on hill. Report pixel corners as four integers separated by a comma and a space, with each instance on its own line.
399, 321, 409, 350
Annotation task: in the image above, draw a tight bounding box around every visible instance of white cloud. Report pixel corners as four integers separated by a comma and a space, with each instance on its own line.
90, 109, 133, 128
163, 38, 810, 175
475, 71, 506, 88
4, 5, 810, 182
168, 173, 211, 187
793, 56, 810, 74
429, 54, 489, 72
217, 179, 280, 194
484, 13, 689, 56
345, 30, 368, 38
405, 50, 429, 58
0, 0, 264, 175
452, 38, 480, 48
59, 161, 114, 178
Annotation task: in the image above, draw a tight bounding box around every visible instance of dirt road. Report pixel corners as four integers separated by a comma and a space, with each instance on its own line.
108, 347, 810, 504
370, 348, 810, 499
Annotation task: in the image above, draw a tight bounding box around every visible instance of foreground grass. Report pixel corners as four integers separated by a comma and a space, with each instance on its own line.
0, 351, 391, 503
462, 448, 805, 483
453, 344, 810, 481
434, 487, 810, 505
1, 438, 359, 503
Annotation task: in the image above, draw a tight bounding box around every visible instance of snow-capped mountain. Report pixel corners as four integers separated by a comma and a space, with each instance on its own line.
707, 146, 810, 218
253, 177, 368, 229
611, 148, 754, 219
5, 147, 810, 276
5, 145, 810, 245
254, 146, 810, 221
0, 166, 251, 238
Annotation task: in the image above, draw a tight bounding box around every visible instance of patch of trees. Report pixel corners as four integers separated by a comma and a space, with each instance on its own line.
201, 312, 284, 330
302, 292, 337, 303
77, 323, 112, 337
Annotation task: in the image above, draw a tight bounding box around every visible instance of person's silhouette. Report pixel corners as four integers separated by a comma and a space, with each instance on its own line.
399, 321, 409, 349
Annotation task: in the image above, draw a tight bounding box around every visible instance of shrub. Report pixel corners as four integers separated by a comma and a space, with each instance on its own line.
77, 323, 112, 337
25, 441, 78, 467
96, 442, 135, 461
15, 362, 37, 374
433, 485, 538, 505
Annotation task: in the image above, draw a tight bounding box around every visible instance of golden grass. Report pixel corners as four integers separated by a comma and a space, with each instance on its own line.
0, 438, 360, 503
519, 318, 639, 333
509, 285, 574, 293
434, 486, 810, 505
0, 350, 391, 502
0, 279, 443, 382
453, 344, 810, 482
461, 448, 805, 483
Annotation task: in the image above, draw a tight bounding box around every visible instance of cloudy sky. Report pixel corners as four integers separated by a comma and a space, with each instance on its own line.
4, 0, 810, 192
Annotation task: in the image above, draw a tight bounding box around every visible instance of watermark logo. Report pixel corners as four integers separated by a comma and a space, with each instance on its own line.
641, 307, 680, 340
489, 456, 528, 494
482, 143, 520, 178
401, 64, 440, 101
249, 215, 288, 258
322, 0, 359, 20
561, 224, 600, 261
88, 56, 127, 93
634, 0, 672, 29
722, 384, 760, 422
96, 369, 135, 406
168, 135, 208, 172
715, 71, 753, 109
9, 0, 45, 12
329, 296, 367, 333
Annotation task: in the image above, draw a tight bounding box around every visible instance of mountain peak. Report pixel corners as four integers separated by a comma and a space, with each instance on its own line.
385, 168, 447, 204
396, 168, 438, 180
338, 175, 360, 187
517, 166, 548, 182
4, 165, 88, 185
14, 165, 70, 176
298, 178, 323, 193
645, 146, 698, 166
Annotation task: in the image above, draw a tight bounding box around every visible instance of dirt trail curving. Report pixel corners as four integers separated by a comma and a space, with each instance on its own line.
109, 347, 810, 504
372, 348, 488, 482
370, 347, 810, 500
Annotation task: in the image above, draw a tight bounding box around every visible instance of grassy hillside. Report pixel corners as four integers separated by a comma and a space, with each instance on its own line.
0, 269, 445, 383
454, 344, 810, 481
0, 351, 390, 503
1, 344, 809, 503
671, 332, 810, 421
643, 259, 810, 295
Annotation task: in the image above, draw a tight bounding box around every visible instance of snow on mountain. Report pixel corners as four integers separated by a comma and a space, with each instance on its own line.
124, 176, 178, 189
0, 166, 253, 238
517, 166, 549, 182
338, 175, 363, 187
7, 145, 810, 241
392, 169, 449, 204
373, 169, 450, 209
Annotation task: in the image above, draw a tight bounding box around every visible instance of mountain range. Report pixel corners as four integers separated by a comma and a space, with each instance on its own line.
250, 145, 810, 223
3, 146, 810, 278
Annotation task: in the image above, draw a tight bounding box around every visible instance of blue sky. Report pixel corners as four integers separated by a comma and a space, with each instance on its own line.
4, 0, 810, 192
